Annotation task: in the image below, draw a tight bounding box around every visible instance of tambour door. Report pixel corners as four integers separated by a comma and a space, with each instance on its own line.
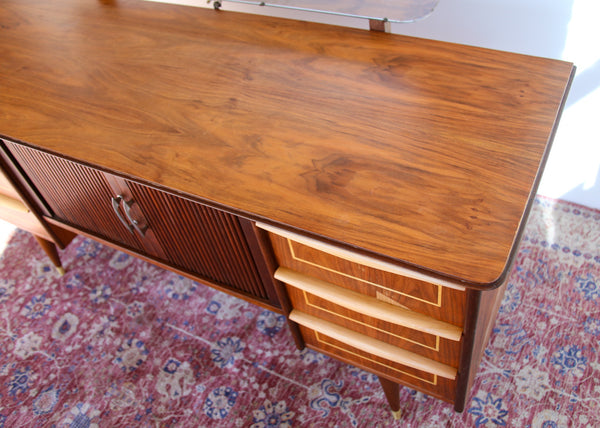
5, 140, 275, 305
123, 179, 273, 302
5, 141, 146, 252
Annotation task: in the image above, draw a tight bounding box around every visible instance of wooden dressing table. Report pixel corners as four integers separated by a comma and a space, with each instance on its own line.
0, 0, 574, 416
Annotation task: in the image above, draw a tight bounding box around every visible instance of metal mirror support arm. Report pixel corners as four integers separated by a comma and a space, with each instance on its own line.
206, 0, 439, 27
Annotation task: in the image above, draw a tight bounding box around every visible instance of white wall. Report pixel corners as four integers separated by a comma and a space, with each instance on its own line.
148, 0, 600, 209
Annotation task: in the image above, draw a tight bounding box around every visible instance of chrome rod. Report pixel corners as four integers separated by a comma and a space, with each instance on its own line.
209, 0, 439, 24
111, 195, 135, 234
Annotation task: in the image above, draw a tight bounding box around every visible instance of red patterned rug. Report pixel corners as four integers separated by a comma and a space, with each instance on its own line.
1, 195, 599, 427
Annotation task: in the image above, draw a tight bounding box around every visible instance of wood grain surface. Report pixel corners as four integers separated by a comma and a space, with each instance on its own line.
0, 0, 574, 285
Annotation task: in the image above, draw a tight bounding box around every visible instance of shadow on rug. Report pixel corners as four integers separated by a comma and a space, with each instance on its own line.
0, 196, 599, 427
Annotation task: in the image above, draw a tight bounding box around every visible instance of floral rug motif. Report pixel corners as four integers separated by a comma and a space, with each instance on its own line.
0, 195, 599, 427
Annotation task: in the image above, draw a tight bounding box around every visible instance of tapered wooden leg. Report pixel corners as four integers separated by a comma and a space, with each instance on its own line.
34, 235, 65, 275
379, 377, 402, 420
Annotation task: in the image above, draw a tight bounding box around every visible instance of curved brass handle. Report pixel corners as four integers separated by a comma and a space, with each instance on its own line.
111, 195, 134, 234
122, 198, 148, 237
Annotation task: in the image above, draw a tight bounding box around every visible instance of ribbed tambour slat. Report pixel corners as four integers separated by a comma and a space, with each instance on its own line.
222, 212, 265, 297
6, 142, 144, 250
127, 181, 268, 300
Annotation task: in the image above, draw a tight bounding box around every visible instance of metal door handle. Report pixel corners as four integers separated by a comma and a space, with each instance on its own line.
111, 195, 134, 234
122, 198, 148, 237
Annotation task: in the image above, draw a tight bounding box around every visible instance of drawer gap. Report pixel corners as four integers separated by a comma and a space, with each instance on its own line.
289, 310, 457, 380
277, 267, 462, 341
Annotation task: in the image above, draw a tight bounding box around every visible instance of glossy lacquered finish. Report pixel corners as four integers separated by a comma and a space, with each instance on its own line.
0, 0, 574, 415
0, 0, 574, 286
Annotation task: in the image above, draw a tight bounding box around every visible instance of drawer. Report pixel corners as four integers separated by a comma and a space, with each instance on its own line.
277, 268, 462, 367
291, 310, 456, 403
0, 194, 51, 239
0, 193, 28, 213
0, 171, 21, 200
259, 223, 467, 326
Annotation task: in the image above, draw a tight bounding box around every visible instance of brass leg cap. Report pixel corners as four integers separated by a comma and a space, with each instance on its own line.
56, 266, 66, 276
392, 409, 402, 420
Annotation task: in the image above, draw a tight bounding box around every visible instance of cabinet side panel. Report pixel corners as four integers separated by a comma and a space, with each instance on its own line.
5, 142, 143, 250
127, 182, 269, 300
455, 282, 508, 411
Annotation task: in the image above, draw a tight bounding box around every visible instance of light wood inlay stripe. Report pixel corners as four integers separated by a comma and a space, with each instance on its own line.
290, 310, 457, 380
277, 268, 462, 341
0, 194, 29, 213
258, 223, 466, 291
287, 238, 444, 307
302, 290, 441, 351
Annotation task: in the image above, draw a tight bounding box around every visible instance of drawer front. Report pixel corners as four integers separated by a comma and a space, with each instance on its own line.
265, 227, 467, 326
286, 284, 461, 367
0, 170, 21, 200
293, 314, 456, 403
0, 199, 51, 240
0, 176, 52, 239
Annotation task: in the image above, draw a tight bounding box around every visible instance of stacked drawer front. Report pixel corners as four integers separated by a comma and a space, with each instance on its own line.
259, 223, 467, 403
